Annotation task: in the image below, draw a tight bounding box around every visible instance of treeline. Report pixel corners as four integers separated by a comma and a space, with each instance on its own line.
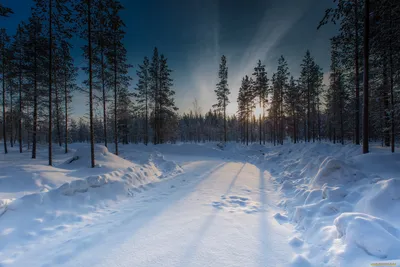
1, 0, 399, 165
320, 0, 400, 153
0, 1, 178, 167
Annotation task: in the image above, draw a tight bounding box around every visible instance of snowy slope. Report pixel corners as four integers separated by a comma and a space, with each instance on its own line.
0, 144, 184, 266
0, 143, 296, 267
262, 142, 400, 266
1, 142, 399, 267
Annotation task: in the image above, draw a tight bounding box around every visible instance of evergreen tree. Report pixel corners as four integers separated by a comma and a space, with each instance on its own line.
158, 54, 178, 143
150, 47, 160, 144
284, 76, 301, 143
237, 75, 254, 145
107, 0, 132, 152
213, 55, 230, 143
76, 0, 96, 167
0, 29, 9, 154
275, 56, 289, 144
135, 56, 150, 145
252, 60, 269, 144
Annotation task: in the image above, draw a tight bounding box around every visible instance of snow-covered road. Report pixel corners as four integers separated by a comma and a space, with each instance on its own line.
13, 157, 294, 267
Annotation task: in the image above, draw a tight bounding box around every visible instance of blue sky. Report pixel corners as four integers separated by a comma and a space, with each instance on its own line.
1, 0, 337, 117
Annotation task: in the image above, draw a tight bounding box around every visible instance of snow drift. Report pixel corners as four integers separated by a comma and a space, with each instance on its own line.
0, 145, 183, 260
264, 142, 400, 266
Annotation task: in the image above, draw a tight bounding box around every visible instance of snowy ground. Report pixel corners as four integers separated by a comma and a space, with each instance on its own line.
0, 142, 399, 266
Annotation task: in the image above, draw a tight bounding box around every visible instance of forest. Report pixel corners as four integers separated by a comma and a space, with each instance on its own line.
0, 0, 399, 168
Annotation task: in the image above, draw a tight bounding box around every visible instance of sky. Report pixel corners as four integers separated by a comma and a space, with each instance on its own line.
1, 0, 338, 117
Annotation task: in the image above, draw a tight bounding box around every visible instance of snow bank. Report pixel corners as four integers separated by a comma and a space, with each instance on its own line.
356, 178, 400, 225
148, 152, 183, 178
334, 213, 400, 259
61, 144, 135, 170
263, 142, 400, 266
0, 145, 184, 258
311, 157, 366, 187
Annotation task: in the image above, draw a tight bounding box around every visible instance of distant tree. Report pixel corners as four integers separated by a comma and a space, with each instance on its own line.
135, 56, 150, 145
213, 55, 230, 143
252, 60, 269, 144
158, 54, 178, 143
275, 56, 289, 144
284, 76, 301, 143
149, 47, 160, 144
237, 75, 254, 145
11, 24, 25, 153
0, 29, 9, 154
76, 0, 96, 167
107, 0, 132, 152
299, 51, 322, 142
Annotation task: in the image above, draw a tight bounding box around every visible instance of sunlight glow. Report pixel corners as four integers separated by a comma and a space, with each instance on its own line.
254, 106, 262, 117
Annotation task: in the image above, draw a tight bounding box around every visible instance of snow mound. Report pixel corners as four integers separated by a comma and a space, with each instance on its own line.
311, 157, 366, 187
334, 213, 400, 259
263, 142, 400, 265
149, 152, 183, 178
356, 178, 400, 224
352, 153, 400, 178
290, 255, 312, 267
61, 144, 134, 170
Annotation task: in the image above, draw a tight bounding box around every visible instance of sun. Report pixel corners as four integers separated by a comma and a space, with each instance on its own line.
254, 106, 262, 117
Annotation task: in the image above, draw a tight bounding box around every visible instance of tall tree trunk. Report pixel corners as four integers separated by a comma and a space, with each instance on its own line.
48, 0, 53, 165
246, 108, 249, 146
362, 0, 369, 154
101, 37, 107, 148
154, 67, 158, 145
340, 82, 344, 145
307, 77, 311, 143
32, 22, 38, 159
55, 76, 62, 147
88, 0, 95, 167
259, 98, 261, 145
9, 76, 13, 147
293, 109, 296, 143
389, 5, 395, 153
113, 34, 118, 155
224, 98, 226, 143
145, 81, 148, 145
355, 0, 360, 145
383, 61, 390, 147
18, 28, 22, 153
317, 99, 321, 141
64, 65, 68, 153
1, 35, 7, 154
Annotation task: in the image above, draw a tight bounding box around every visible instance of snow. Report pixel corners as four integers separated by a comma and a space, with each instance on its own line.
0, 142, 399, 266
263, 142, 400, 266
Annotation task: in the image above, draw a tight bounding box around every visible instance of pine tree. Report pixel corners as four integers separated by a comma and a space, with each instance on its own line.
213, 55, 230, 143
135, 56, 150, 145
275, 56, 289, 144
33, 0, 74, 165
363, 0, 370, 153
0, 29, 9, 154
107, 0, 132, 152
150, 47, 160, 144
11, 24, 25, 153
76, 0, 96, 167
61, 41, 77, 153
24, 16, 47, 159
237, 75, 254, 145
284, 76, 300, 143
252, 60, 269, 144
158, 54, 178, 143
